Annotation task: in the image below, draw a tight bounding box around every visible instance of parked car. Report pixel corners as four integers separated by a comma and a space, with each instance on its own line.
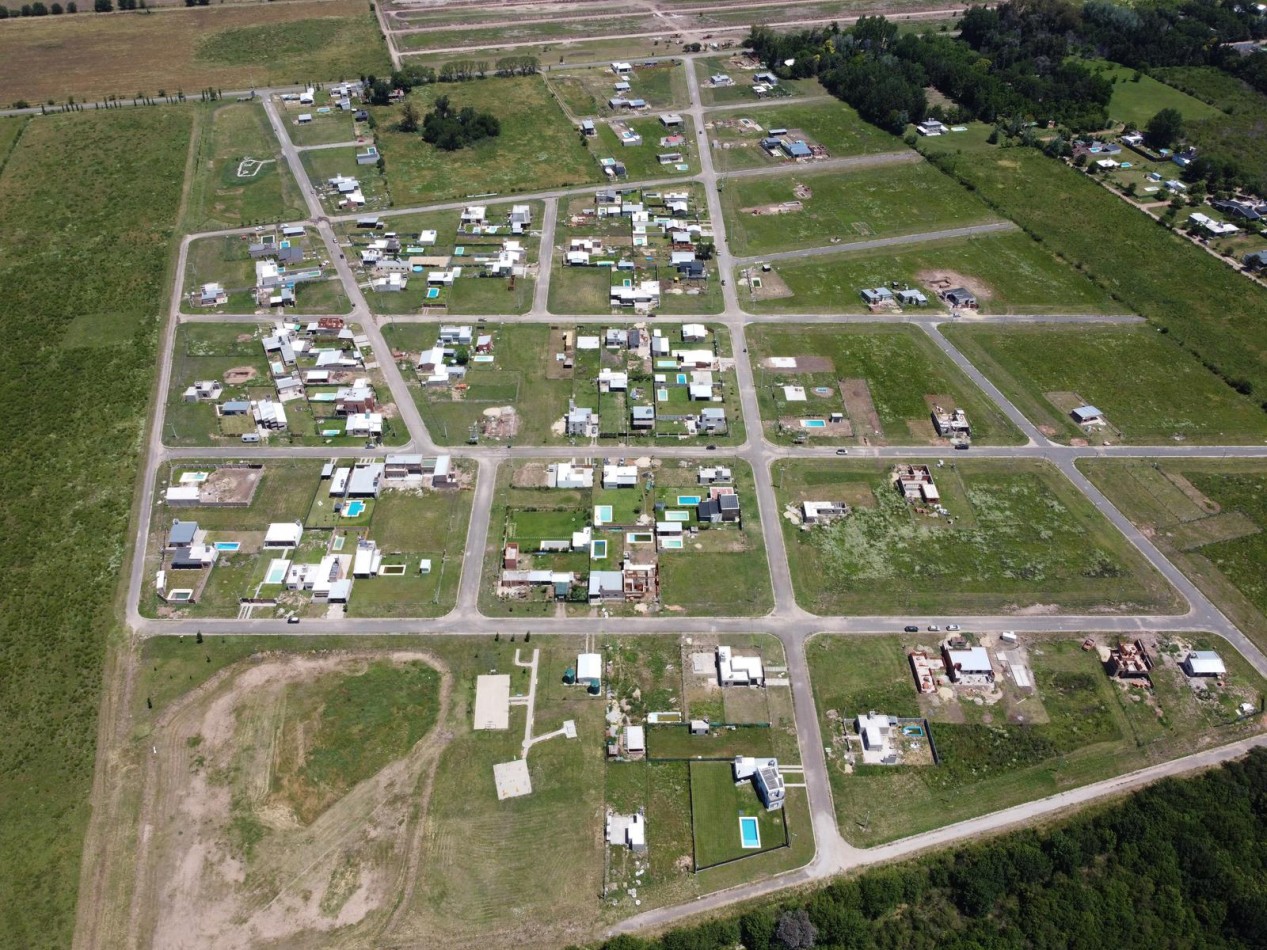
287, 616, 300, 624
927, 625, 940, 632
947, 624, 961, 631
835, 449, 849, 455
904, 625, 919, 633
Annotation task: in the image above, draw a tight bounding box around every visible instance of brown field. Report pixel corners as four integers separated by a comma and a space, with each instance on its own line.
0, 0, 389, 105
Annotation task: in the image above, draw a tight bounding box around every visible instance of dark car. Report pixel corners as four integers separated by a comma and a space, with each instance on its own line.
835, 448, 849, 456
904, 625, 919, 633
706, 444, 717, 451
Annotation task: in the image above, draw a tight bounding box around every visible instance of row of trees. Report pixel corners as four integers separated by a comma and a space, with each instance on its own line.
586, 749, 1267, 950
359, 55, 539, 108
0, 1, 75, 16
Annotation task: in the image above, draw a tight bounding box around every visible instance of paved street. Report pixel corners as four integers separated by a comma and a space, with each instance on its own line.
125, 56, 1267, 939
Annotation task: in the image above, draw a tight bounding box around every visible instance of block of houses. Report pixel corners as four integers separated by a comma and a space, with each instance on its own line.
1182, 650, 1226, 678
598, 367, 628, 392
345, 412, 384, 438
566, 406, 597, 437
547, 461, 595, 489
941, 642, 994, 685
893, 464, 938, 503
610, 280, 660, 310
733, 757, 785, 811
183, 380, 223, 402
697, 491, 740, 524
717, 644, 763, 686
930, 405, 970, 437
603, 464, 639, 489
801, 500, 849, 525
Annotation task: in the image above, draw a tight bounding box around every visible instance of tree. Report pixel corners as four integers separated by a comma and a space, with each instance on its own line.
398, 101, 420, 133
66, 1, 76, 10
51, 2, 62, 11
93, 0, 110, 10
195, 631, 203, 644
1144, 107, 1183, 150
775, 908, 817, 948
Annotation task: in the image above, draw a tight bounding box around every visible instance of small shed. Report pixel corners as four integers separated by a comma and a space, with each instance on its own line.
1182, 650, 1227, 677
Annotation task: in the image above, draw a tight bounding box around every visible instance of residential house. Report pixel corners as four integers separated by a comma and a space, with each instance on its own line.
733, 757, 785, 811
352, 539, 382, 578
942, 287, 978, 309
167, 520, 201, 550
335, 383, 376, 415
698, 407, 726, 431
801, 501, 849, 524
183, 380, 223, 402
547, 461, 594, 489
198, 283, 228, 307
610, 280, 661, 310
254, 400, 288, 430
897, 288, 928, 306
697, 491, 739, 523
893, 464, 938, 503
1071, 405, 1104, 425
603, 464, 639, 489
717, 645, 764, 686
598, 367, 628, 392
681, 323, 707, 343
385, 455, 425, 479
631, 405, 655, 429
356, 145, 378, 166
930, 405, 970, 437
941, 643, 994, 685
916, 118, 949, 136
588, 570, 625, 603
460, 206, 487, 226
169, 543, 219, 570
345, 412, 384, 438
698, 466, 732, 485
566, 406, 596, 437
264, 522, 303, 549
861, 287, 895, 306
439, 325, 474, 345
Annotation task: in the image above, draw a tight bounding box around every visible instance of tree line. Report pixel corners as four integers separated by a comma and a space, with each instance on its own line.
581, 748, 1267, 950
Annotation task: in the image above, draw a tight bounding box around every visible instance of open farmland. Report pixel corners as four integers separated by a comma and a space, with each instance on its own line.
1081, 459, 1267, 654
0, 108, 190, 948
738, 231, 1122, 314
0, 1, 389, 106
720, 161, 1002, 257
774, 458, 1181, 616
918, 123, 1267, 401
748, 323, 1023, 446
809, 632, 1267, 847
371, 77, 600, 203
942, 325, 1267, 445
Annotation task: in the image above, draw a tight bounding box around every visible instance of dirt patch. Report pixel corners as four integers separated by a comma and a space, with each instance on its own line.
512, 461, 549, 489
916, 269, 995, 301
740, 200, 803, 216
744, 267, 794, 300
199, 465, 263, 506
840, 378, 883, 442
223, 365, 258, 385
130, 651, 451, 950
481, 405, 519, 441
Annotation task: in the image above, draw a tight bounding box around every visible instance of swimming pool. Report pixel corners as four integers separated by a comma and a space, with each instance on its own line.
657, 388, 669, 401
214, 541, 240, 552
264, 559, 290, 585
661, 537, 684, 550
594, 505, 613, 525
677, 495, 701, 506
626, 532, 653, 544
655, 360, 677, 370
426, 287, 441, 299
901, 724, 925, 738
739, 816, 761, 849
342, 500, 366, 517
180, 471, 209, 483
591, 539, 608, 559
665, 510, 689, 522
812, 386, 832, 396
801, 419, 826, 428
676, 373, 688, 385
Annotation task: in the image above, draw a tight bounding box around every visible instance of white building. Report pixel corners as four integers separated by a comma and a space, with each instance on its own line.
1182, 650, 1227, 677
263, 522, 303, 549
577, 652, 603, 688
548, 461, 595, 489
717, 645, 764, 687
602, 464, 638, 489
733, 756, 785, 810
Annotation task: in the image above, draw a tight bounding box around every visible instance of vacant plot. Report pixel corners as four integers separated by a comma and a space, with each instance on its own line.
942, 325, 1267, 445
775, 458, 1181, 616
396, 15, 660, 52
547, 62, 687, 117
1087, 60, 1222, 128
1082, 459, 1267, 654
594, 115, 697, 181
0, 1, 389, 105
707, 99, 901, 171
372, 77, 600, 203
721, 161, 999, 257
287, 109, 359, 147
693, 56, 824, 106
185, 101, 307, 231
739, 231, 1124, 315
0, 108, 190, 948
748, 324, 1022, 447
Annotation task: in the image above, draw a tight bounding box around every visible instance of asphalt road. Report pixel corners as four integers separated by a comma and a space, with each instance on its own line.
116, 52, 1267, 943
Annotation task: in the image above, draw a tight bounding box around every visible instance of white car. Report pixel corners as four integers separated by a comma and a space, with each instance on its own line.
947, 624, 960, 631
927, 625, 940, 632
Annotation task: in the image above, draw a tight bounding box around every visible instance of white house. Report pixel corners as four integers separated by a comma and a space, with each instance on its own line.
263, 522, 303, 549
1182, 650, 1227, 677
577, 652, 603, 688
602, 464, 638, 488
717, 645, 764, 687
733, 756, 785, 810
548, 461, 595, 489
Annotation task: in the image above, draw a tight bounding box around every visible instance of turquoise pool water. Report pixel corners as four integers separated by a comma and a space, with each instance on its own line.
661, 537, 684, 550
214, 541, 240, 552
264, 562, 288, 584
801, 419, 826, 428
677, 495, 701, 506
665, 510, 689, 522
426, 287, 441, 299
595, 505, 613, 524
657, 388, 668, 401
739, 816, 761, 849
676, 373, 688, 384
902, 725, 925, 737
343, 500, 366, 517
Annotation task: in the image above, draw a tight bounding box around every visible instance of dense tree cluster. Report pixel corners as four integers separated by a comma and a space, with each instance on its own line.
584, 749, 1267, 950
420, 96, 500, 151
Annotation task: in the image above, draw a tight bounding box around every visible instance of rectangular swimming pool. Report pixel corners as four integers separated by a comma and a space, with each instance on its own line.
661, 537, 684, 550
739, 816, 761, 849
626, 532, 653, 544
591, 539, 608, 559
594, 505, 613, 525
801, 419, 826, 428
665, 510, 689, 522
213, 541, 240, 552
264, 559, 290, 585
426, 287, 441, 299
676, 373, 688, 384
677, 495, 701, 506
657, 388, 668, 401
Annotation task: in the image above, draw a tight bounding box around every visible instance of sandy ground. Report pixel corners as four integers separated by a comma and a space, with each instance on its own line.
127, 651, 451, 949
916, 268, 995, 301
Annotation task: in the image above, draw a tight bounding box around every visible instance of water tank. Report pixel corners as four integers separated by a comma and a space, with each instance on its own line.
562, 667, 576, 685
587, 681, 601, 696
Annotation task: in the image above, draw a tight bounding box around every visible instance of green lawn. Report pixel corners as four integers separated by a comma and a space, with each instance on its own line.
918, 123, 1267, 403
185, 101, 307, 231
747, 323, 1023, 446
1086, 60, 1222, 128
595, 116, 697, 181
0, 107, 191, 949
942, 324, 1267, 445
721, 160, 1000, 257
809, 633, 1267, 846
286, 110, 359, 147
740, 231, 1121, 315
648, 724, 776, 760
774, 458, 1182, 616
689, 761, 788, 869
548, 62, 688, 116
708, 99, 902, 171
371, 76, 600, 203
1080, 459, 1267, 654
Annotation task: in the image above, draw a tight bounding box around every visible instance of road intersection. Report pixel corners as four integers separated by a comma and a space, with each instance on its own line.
127, 59, 1267, 939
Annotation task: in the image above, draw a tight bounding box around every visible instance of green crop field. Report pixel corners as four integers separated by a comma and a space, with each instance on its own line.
748, 323, 1023, 447
774, 458, 1182, 616
0, 108, 190, 948
808, 633, 1267, 846
689, 761, 788, 869
740, 231, 1122, 314
942, 325, 1267, 445
918, 124, 1267, 403
721, 160, 999, 256
185, 101, 307, 231
708, 99, 902, 171
371, 76, 600, 203
1086, 60, 1222, 127
1081, 459, 1267, 653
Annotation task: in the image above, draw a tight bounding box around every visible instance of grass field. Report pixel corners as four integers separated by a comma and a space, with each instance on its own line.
809, 633, 1267, 846
748, 323, 1023, 447
942, 325, 1267, 445
774, 458, 1181, 616
594, 115, 698, 181
372, 76, 600, 203
0, 108, 190, 948
1086, 60, 1222, 128
185, 101, 307, 231
285, 108, 359, 147
693, 57, 824, 106
707, 99, 901, 171
918, 124, 1267, 403
0, 1, 389, 105
1152, 66, 1267, 194
1081, 459, 1267, 654
738, 231, 1122, 314
720, 160, 1000, 257
547, 62, 687, 117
